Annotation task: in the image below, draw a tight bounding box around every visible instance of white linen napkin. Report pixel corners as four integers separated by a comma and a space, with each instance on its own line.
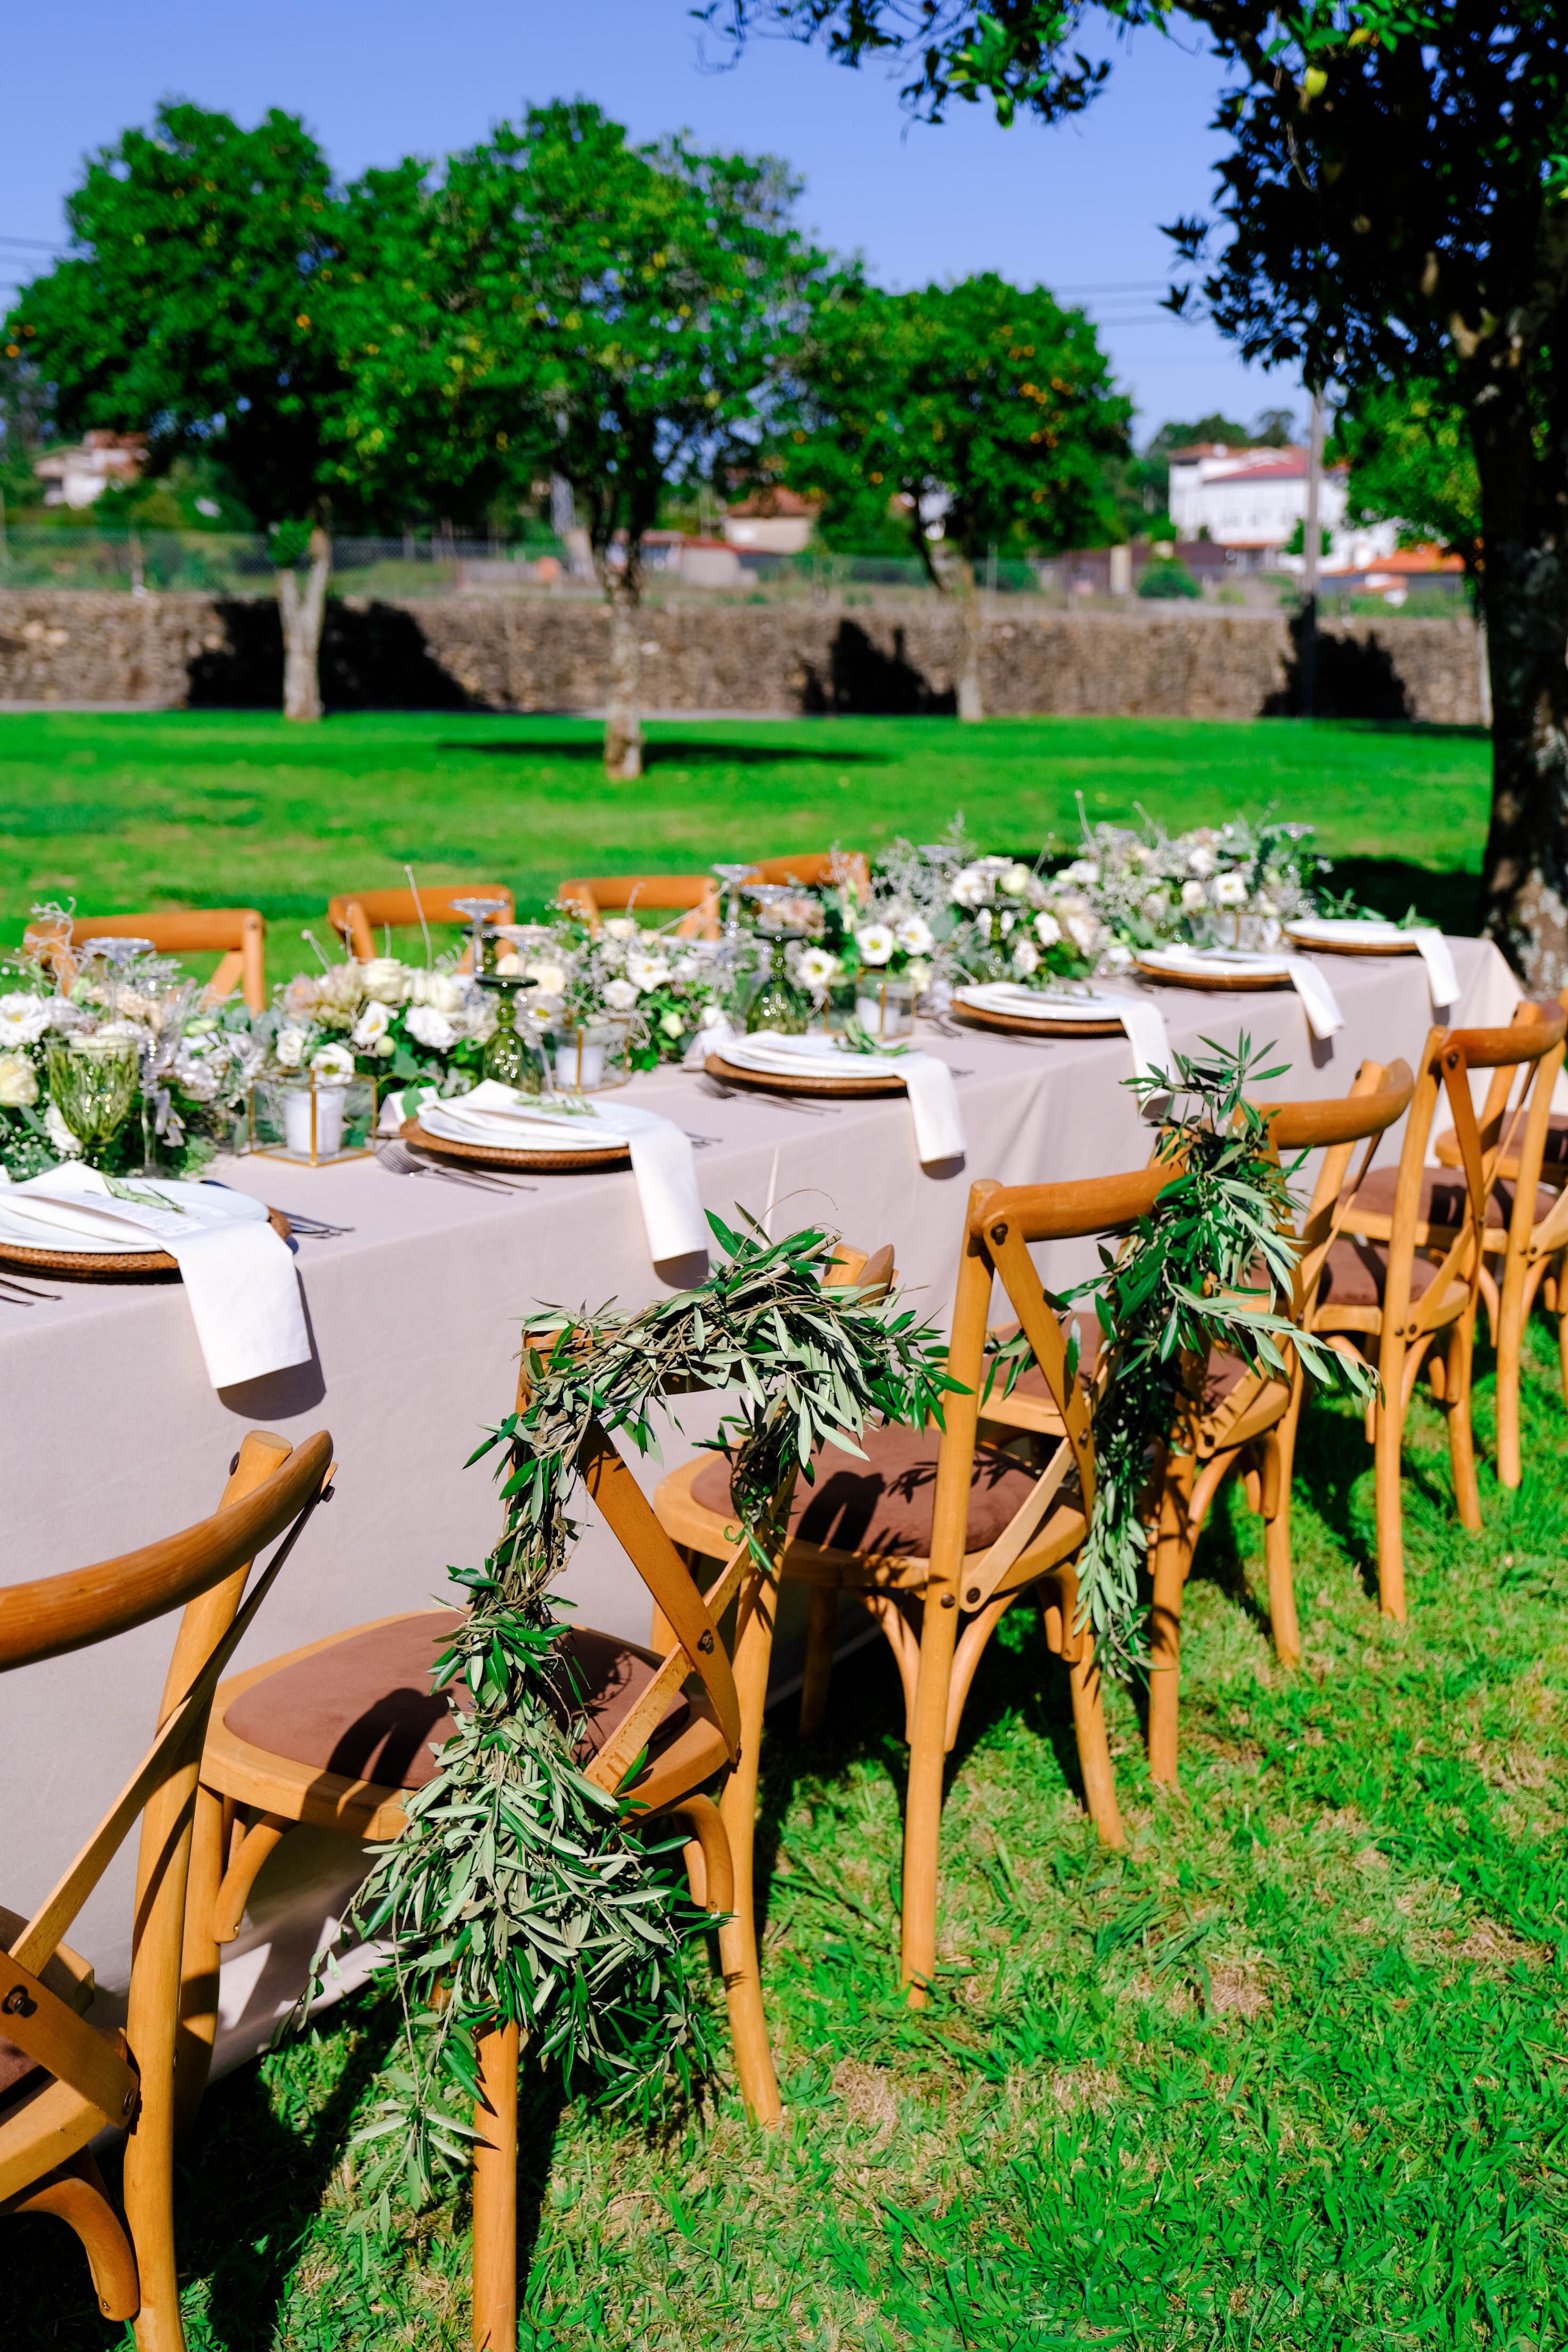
954, 982, 1172, 1086
1408, 930, 1459, 1006
1145, 946, 1345, 1042
718, 1032, 966, 1163
0, 1163, 309, 1390
1288, 917, 1459, 1007
413, 1080, 707, 1263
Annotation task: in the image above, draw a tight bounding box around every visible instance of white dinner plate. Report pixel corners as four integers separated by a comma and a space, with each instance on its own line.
0, 1178, 267, 1257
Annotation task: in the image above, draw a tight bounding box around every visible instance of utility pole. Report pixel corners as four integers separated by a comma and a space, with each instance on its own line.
1299, 387, 1325, 718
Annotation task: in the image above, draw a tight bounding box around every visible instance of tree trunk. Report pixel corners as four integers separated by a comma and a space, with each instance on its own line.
275, 526, 331, 724
1473, 378, 1568, 989
956, 558, 984, 723
603, 575, 644, 780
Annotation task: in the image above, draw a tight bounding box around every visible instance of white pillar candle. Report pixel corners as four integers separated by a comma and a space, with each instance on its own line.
555, 1036, 606, 1091
284, 1085, 346, 1158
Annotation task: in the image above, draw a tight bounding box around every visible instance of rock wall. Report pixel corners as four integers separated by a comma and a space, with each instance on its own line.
0, 590, 1487, 725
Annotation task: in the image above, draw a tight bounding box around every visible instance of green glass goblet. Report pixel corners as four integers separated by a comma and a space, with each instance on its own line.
477, 976, 544, 1092
45, 1036, 140, 1166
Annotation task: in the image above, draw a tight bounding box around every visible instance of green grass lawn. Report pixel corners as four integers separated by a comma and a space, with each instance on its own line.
0, 710, 1491, 982
14, 1326, 1566, 2349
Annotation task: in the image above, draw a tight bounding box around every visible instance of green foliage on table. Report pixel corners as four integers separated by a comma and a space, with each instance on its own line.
1025, 1034, 1377, 1677
330, 1213, 954, 2208
706, 0, 1568, 984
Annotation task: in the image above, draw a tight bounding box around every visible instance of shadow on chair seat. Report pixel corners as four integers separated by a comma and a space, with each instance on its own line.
690, 1423, 1041, 1562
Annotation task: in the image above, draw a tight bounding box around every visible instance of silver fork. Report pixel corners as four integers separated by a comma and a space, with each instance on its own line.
376, 1139, 538, 1193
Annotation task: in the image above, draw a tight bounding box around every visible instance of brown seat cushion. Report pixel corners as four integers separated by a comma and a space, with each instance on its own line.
1353, 1165, 1556, 1231
690, 1422, 1042, 1561
224, 1611, 687, 1791
1319, 1233, 1447, 1310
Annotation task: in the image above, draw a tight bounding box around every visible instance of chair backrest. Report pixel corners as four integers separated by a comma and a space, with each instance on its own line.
22, 909, 268, 1014
1256, 1056, 1417, 1319
556, 876, 721, 940
0, 1430, 332, 2201
749, 850, 870, 900
326, 885, 517, 964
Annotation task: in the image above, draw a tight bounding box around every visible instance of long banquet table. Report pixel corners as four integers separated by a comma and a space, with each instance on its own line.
2, 936, 1521, 2067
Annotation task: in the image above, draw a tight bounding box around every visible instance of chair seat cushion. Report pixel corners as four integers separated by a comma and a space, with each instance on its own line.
1353, 1164, 1556, 1230
223, 1611, 687, 1792
690, 1421, 1042, 1561
1319, 1233, 1446, 1310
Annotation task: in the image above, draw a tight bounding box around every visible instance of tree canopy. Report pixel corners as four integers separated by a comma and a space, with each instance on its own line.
1332, 382, 1482, 578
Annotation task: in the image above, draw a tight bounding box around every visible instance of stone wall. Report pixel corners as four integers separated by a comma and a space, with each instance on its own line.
0, 589, 1487, 725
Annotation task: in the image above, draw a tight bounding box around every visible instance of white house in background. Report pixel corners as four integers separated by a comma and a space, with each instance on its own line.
721, 486, 818, 555
1166, 442, 1398, 572
33, 430, 146, 508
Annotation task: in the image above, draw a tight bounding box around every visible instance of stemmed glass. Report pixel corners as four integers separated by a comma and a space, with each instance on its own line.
712, 863, 761, 950
450, 896, 511, 977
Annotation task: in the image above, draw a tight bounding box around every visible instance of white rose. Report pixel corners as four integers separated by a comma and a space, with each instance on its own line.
282, 974, 322, 1018
1034, 910, 1063, 948
1059, 859, 1100, 886
601, 917, 639, 941
0, 1051, 39, 1106
524, 959, 568, 1000
1180, 879, 1207, 913
855, 924, 897, 967
1213, 872, 1248, 908
360, 957, 410, 1005
405, 1005, 457, 1051
320, 961, 366, 1011
1186, 844, 1218, 879
0, 994, 52, 1047
601, 978, 639, 1012
275, 1026, 308, 1068
351, 1000, 393, 1049
414, 969, 468, 1015
950, 865, 991, 909
1010, 940, 1041, 977
894, 915, 934, 957
1000, 865, 1032, 898
309, 1042, 356, 1083
44, 1102, 83, 1157
795, 946, 839, 990
1065, 914, 1100, 956
624, 950, 671, 993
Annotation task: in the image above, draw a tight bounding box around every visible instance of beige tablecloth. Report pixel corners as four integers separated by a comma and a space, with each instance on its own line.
0, 936, 1520, 2063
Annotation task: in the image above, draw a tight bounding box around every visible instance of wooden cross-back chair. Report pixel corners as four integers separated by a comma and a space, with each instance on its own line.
1430, 990, 1568, 1489
1315, 1002, 1567, 1619
555, 875, 721, 938
0, 1429, 331, 2352
657, 1170, 1179, 2004
326, 884, 516, 966
190, 1246, 889, 2347
1137, 1059, 1416, 1784
22, 910, 268, 1014
748, 850, 870, 900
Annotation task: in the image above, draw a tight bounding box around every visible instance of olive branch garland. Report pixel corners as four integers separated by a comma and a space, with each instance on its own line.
993, 1035, 1378, 1680
322, 1211, 954, 2213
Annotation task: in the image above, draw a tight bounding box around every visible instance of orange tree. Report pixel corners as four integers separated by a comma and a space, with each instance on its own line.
783, 269, 1129, 717
708, 1, 1568, 984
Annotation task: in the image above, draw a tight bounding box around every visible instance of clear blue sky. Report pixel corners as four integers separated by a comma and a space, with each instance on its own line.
1, 0, 1294, 446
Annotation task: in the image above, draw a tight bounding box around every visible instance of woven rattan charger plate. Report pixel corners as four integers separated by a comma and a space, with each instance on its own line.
1133, 956, 1291, 994
401, 1114, 631, 1172
951, 999, 1126, 1039
1283, 922, 1420, 958
0, 1204, 291, 1280
704, 1049, 907, 1099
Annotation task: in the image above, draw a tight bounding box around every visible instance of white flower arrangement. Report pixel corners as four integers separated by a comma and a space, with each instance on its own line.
262, 953, 498, 1097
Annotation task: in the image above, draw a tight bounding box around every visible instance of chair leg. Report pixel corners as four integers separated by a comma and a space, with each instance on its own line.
1147, 1457, 1192, 1787
901, 1572, 961, 2005
470, 2020, 519, 2352
797, 1583, 838, 1736
1065, 1636, 1124, 1847
125, 1765, 199, 2352
715, 1567, 783, 2126
1446, 1311, 1483, 1531
1263, 1384, 1304, 1670
12, 2150, 140, 2323
1494, 1246, 1530, 1492
1373, 1335, 1408, 1620
173, 1781, 226, 2139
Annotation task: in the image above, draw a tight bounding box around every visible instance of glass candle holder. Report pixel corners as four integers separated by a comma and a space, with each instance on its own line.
249, 1072, 379, 1166
852, 973, 914, 1039
550, 1019, 631, 1093
45, 1035, 140, 1166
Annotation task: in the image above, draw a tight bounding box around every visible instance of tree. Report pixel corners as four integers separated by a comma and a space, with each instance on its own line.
4, 102, 349, 720
334, 105, 824, 778
1331, 380, 1482, 578
785, 270, 1129, 716
708, 3, 1568, 986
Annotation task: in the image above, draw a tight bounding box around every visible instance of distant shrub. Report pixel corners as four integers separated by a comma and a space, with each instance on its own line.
1138, 559, 1201, 600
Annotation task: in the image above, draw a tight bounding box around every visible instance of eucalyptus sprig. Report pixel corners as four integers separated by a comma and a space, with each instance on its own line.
324, 1211, 953, 2209
1010, 1035, 1376, 1680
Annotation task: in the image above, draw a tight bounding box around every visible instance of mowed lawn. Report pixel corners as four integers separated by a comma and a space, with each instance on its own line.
0, 709, 1491, 980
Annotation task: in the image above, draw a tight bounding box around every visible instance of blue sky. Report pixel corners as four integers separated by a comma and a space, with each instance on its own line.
1, 0, 1296, 446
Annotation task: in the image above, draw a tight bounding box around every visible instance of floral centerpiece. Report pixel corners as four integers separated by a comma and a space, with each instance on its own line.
0, 939, 261, 1181
259, 954, 500, 1096
497, 916, 726, 1071
1040, 810, 1327, 961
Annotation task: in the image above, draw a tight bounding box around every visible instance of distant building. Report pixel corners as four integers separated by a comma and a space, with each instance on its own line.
34, 430, 147, 508
1166, 440, 1398, 573
722, 486, 818, 556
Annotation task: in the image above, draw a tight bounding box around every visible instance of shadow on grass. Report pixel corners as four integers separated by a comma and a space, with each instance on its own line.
1325, 855, 1482, 937
437, 736, 892, 769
